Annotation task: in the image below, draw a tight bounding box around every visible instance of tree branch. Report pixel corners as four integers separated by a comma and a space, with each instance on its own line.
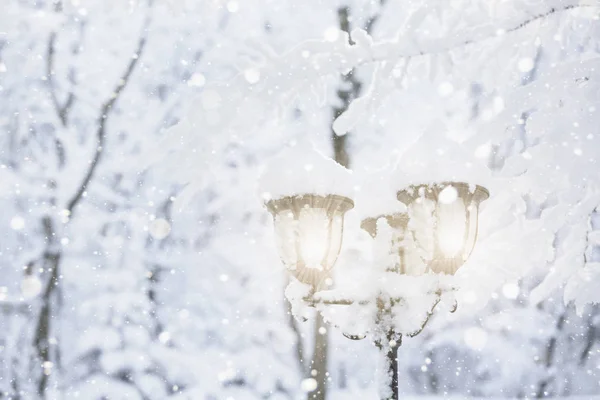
579, 305, 599, 366
331, 1, 389, 166
506, 5, 581, 34
579, 323, 597, 366
369, 3, 596, 60
45, 1, 76, 128
65, 10, 151, 215
46, 31, 66, 127
32, 3, 153, 398
281, 2, 596, 76
364, 0, 388, 35
536, 310, 567, 398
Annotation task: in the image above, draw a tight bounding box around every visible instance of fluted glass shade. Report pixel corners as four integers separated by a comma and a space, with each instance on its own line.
397, 182, 489, 275
266, 194, 354, 287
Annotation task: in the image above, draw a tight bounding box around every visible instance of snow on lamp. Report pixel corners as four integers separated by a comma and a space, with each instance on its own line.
259, 142, 354, 288
396, 182, 489, 275
356, 172, 427, 276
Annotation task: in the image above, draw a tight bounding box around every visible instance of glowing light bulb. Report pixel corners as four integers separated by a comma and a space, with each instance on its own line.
436, 198, 467, 257
398, 183, 488, 275
298, 208, 330, 270
267, 195, 352, 286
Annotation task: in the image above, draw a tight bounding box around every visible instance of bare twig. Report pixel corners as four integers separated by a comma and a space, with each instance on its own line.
46, 31, 67, 127
46, 1, 78, 128
505, 5, 582, 35
33, 4, 153, 397
364, 0, 389, 36
288, 2, 596, 71
579, 323, 597, 366
46, 1, 65, 125
382, 3, 595, 59
65, 11, 151, 215
536, 310, 567, 398
579, 305, 599, 366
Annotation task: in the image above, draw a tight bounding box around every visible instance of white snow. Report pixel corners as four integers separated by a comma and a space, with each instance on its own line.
3, 0, 600, 399
354, 169, 407, 221
392, 127, 492, 190
258, 140, 354, 201
9, 216, 25, 230
564, 263, 600, 315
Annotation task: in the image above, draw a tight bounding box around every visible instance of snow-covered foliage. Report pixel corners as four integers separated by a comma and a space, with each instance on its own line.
160, 0, 600, 312
259, 141, 354, 200
2, 0, 600, 399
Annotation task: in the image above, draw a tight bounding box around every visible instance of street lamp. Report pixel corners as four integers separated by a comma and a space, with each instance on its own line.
265, 194, 354, 288
261, 146, 489, 400
397, 182, 489, 275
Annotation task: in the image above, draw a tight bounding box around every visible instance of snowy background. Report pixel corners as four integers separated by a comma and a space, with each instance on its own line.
1, 0, 600, 399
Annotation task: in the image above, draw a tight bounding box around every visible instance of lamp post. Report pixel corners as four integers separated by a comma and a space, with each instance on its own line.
261, 147, 489, 400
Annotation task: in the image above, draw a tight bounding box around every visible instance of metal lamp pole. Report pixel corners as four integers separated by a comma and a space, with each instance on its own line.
303, 284, 454, 400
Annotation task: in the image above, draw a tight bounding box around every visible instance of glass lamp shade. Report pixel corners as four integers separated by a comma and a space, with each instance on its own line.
266, 194, 354, 287
397, 182, 489, 275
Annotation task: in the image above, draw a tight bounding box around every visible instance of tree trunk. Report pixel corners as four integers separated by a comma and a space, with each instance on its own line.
285, 279, 306, 375
305, 4, 387, 398
32, 7, 150, 395
309, 312, 329, 400
33, 216, 62, 397
536, 311, 567, 398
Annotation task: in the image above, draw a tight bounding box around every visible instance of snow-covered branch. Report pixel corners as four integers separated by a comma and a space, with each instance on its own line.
161, 0, 597, 191
368, 1, 597, 59
258, 0, 597, 78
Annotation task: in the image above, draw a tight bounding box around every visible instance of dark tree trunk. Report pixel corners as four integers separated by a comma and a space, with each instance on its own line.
536, 311, 567, 398
33, 5, 151, 396
33, 216, 62, 397
306, 4, 388, 399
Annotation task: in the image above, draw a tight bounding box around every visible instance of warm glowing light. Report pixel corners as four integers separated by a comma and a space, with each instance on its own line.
436, 197, 467, 257
299, 208, 330, 269
397, 182, 489, 274
267, 194, 353, 287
